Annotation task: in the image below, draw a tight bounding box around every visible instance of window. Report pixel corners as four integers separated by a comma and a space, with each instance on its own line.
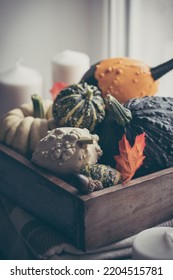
100, 0, 173, 96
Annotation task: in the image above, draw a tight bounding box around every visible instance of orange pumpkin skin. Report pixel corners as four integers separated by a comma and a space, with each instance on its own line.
81, 57, 159, 104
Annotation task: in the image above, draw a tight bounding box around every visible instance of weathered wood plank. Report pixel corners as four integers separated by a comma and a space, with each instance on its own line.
83, 170, 173, 249
0, 143, 84, 247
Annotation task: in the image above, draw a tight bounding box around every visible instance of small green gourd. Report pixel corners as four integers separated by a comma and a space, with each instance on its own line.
52, 83, 105, 132
80, 163, 121, 188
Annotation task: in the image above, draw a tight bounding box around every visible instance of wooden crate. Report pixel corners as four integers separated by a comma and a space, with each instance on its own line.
0, 143, 173, 251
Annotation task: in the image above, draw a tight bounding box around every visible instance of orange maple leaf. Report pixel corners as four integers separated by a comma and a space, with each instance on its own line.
114, 132, 146, 183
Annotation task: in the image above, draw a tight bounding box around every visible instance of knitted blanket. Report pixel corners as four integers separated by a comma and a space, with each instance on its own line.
0, 191, 172, 260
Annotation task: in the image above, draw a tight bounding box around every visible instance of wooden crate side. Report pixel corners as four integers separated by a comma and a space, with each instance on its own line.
1, 143, 173, 251
0, 143, 80, 194
74, 199, 88, 250
83, 171, 173, 250
0, 145, 84, 246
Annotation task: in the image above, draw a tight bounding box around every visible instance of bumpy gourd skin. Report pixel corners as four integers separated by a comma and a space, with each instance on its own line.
125, 96, 173, 177
97, 95, 173, 177
32, 127, 103, 177
81, 57, 159, 104
80, 164, 121, 188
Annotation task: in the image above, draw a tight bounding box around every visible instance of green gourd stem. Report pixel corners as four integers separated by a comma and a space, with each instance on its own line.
86, 85, 93, 101
105, 94, 132, 127
31, 94, 45, 119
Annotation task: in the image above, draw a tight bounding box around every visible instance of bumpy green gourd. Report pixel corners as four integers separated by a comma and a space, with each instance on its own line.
97, 94, 173, 177
80, 163, 121, 188
52, 83, 105, 132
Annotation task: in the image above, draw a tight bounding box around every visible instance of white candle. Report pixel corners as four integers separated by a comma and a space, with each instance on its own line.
132, 227, 173, 259
0, 59, 43, 118
52, 50, 90, 85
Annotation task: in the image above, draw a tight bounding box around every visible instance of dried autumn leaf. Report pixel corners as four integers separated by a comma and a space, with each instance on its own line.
114, 132, 146, 183
50, 82, 68, 100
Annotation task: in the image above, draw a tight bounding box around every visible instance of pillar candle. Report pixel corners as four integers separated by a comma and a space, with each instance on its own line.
52, 50, 90, 85
0, 60, 43, 118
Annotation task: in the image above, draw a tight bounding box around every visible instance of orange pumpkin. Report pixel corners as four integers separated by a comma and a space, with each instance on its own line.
81, 57, 173, 104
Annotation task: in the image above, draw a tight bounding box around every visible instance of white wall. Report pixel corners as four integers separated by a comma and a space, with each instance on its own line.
0, 0, 104, 98
1, 0, 173, 99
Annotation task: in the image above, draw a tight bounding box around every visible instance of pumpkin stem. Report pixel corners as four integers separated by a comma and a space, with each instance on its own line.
104, 94, 132, 127
86, 90, 93, 101
85, 85, 94, 101
150, 58, 173, 80
31, 94, 45, 118
76, 137, 93, 148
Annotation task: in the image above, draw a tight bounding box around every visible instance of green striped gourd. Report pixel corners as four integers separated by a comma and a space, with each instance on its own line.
80, 163, 121, 188
52, 83, 105, 132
